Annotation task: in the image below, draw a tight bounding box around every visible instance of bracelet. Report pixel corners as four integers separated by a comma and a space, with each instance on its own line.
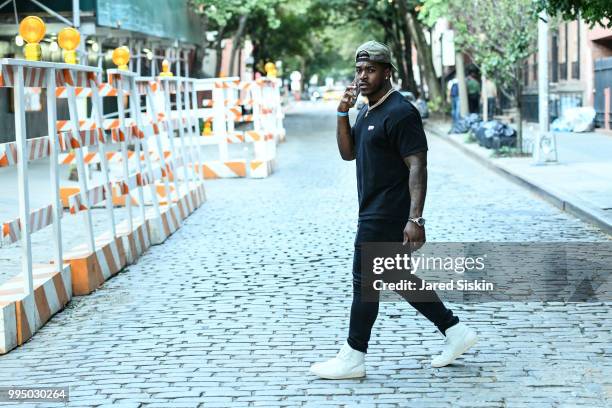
337, 111, 349, 117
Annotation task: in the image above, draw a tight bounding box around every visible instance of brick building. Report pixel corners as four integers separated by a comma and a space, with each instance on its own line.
522, 19, 612, 128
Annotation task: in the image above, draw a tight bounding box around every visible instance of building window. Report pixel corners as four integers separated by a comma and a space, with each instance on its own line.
562, 22, 569, 80
560, 62, 567, 80
571, 61, 579, 79
572, 21, 580, 79
551, 33, 559, 83
558, 22, 568, 81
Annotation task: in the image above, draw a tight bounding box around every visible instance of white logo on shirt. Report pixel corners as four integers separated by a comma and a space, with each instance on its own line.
368, 125, 375, 131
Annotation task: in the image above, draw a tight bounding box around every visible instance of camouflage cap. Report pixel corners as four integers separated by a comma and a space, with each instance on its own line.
355, 40, 398, 71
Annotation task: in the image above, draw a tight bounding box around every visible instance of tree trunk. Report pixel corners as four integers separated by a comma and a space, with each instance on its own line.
214, 26, 226, 77
515, 68, 523, 153
214, 46, 223, 77
417, 57, 426, 96
300, 58, 307, 95
382, 23, 394, 54
391, 21, 408, 89
404, 9, 443, 104
192, 14, 208, 77
380, 21, 407, 88
395, 0, 418, 94
400, 20, 418, 94
251, 40, 259, 78
229, 15, 248, 77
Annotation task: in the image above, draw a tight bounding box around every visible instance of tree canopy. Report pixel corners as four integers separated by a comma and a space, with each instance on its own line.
537, 0, 612, 28
190, 0, 445, 97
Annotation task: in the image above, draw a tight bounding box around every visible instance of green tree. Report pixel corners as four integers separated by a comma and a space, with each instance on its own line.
246, 0, 335, 84
190, 0, 281, 76
325, 0, 446, 104
400, 0, 444, 103
190, 0, 450, 100
322, 0, 423, 95
537, 0, 612, 28
420, 0, 538, 151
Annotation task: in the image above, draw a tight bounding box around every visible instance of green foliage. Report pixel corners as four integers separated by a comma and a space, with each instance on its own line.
418, 0, 448, 27
187, 0, 436, 88
537, 0, 612, 28
246, 0, 340, 77
454, 0, 538, 83
419, 0, 537, 99
418, 0, 536, 151
190, 0, 338, 77
427, 96, 446, 114
246, 0, 390, 81
191, 0, 280, 28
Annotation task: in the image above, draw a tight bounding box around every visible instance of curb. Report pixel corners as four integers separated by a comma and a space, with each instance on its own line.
427, 124, 612, 236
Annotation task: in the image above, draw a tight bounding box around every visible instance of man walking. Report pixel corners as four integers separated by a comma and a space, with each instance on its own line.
310, 41, 478, 380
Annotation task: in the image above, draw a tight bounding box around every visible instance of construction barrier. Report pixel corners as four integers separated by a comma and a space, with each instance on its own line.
54, 76, 287, 182
0, 39, 205, 353
193, 77, 285, 179
0, 17, 287, 354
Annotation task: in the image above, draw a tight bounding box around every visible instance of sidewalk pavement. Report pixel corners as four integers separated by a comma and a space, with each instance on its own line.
427, 122, 612, 236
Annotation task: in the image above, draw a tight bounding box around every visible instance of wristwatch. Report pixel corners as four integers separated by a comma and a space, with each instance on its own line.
408, 217, 426, 227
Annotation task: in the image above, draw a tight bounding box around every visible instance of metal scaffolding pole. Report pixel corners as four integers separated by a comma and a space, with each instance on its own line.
72, 0, 80, 27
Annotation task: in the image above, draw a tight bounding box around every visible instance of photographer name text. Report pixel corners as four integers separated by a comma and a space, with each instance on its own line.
372, 279, 494, 292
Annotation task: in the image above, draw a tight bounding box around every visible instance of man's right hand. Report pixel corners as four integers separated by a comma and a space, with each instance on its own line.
338, 85, 357, 113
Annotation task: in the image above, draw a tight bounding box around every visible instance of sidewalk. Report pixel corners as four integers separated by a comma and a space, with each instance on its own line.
427, 121, 612, 236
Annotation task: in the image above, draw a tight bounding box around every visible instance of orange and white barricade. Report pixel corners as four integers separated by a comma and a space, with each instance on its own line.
136, 77, 182, 207
193, 77, 276, 179
0, 35, 206, 354
108, 69, 181, 245
53, 65, 136, 296
253, 77, 286, 143
54, 67, 148, 266
156, 75, 206, 211
0, 59, 75, 353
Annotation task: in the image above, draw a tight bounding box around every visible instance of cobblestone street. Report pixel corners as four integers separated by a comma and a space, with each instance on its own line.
0, 102, 610, 407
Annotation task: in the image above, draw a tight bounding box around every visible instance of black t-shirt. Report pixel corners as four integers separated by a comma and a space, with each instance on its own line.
350, 91, 428, 221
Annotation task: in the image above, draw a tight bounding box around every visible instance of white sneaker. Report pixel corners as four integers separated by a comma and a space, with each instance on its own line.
310, 342, 366, 379
431, 322, 478, 368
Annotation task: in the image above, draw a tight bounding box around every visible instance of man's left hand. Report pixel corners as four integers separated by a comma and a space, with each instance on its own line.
403, 221, 425, 250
